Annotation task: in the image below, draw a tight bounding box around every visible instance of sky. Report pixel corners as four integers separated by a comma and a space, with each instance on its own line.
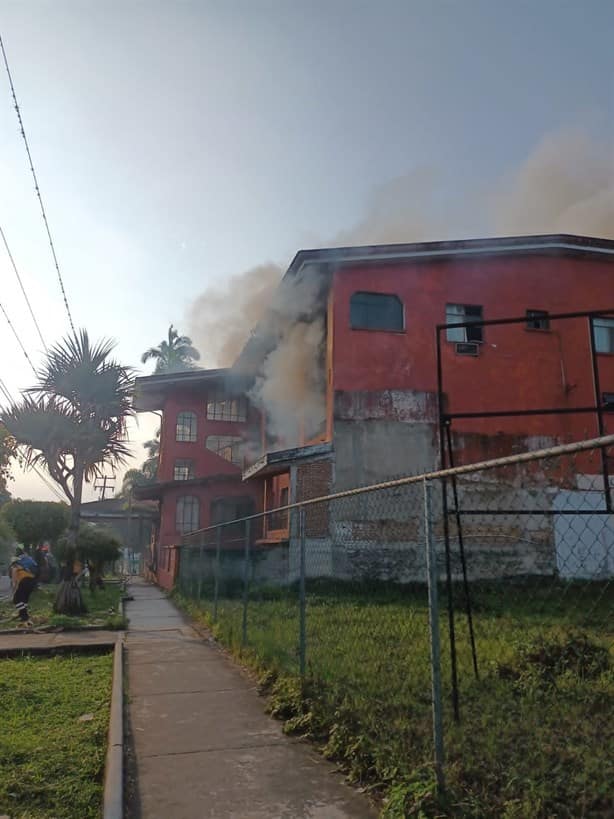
0, 0, 613, 501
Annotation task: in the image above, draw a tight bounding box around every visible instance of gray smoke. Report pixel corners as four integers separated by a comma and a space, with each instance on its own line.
188, 127, 614, 447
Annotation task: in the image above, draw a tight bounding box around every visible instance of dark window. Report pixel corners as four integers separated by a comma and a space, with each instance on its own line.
446, 304, 483, 342
173, 459, 194, 481
594, 317, 614, 353
206, 435, 243, 466
350, 292, 404, 331
176, 411, 197, 442
211, 496, 255, 539
176, 496, 199, 533
526, 309, 550, 331
206, 389, 247, 422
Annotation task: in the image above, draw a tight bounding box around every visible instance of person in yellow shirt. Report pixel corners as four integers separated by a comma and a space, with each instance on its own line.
10, 546, 37, 626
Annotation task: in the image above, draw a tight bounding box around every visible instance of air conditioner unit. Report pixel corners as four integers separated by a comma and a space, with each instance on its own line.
455, 342, 480, 356
602, 392, 614, 411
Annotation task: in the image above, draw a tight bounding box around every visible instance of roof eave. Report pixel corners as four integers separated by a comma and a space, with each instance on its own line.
242, 442, 332, 480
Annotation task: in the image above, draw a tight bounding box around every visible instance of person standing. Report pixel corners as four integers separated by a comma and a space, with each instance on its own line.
10, 546, 37, 626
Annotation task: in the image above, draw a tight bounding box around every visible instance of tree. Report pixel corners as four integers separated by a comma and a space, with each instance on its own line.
1, 500, 69, 547
117, 427, 160, 499
57, 525, 122, 592
142, 428, 160, 480
0, 515, 16, 572
141, 325, 200, 374
119, 467, 153, 498
0, 423, 16, 505
1, 330, 133, 614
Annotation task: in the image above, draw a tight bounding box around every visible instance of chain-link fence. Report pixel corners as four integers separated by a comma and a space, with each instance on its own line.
178, 435, 614, 816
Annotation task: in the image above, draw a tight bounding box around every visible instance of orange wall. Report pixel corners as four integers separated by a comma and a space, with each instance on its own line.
331, 253, 614, 443
159, 389, 258, 482
157, 386, 261, 548
157, 480, 261, 547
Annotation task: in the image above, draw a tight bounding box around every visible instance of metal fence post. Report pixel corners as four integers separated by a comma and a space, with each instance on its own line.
213, 525, 221, 621
176, 546, 182, 594
192, 548, 198, 599
299, 506, 306, 678
197, 543, 203, 601
242, 519, 251, 647
424, 478, 446, 793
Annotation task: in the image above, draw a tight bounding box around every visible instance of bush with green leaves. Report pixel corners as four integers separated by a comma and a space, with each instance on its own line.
56, 525, 122, 595
1, 499, 69, 548
0, 515, 16, 571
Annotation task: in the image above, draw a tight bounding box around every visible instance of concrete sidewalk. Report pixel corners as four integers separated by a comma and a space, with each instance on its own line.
125, 578, 375, 819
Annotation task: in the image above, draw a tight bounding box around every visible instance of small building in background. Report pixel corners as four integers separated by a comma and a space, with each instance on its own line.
134, 233, 614, 588
80, 497, 157, 575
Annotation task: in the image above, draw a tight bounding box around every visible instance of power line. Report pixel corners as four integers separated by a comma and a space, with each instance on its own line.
0, 298, 38, 377
0, 224, 47, 352
0, 32, 76, 336
0, 376, 12, 405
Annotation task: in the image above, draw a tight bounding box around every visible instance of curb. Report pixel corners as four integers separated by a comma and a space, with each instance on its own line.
0, 640, 117, 658
103, 638, 124, 819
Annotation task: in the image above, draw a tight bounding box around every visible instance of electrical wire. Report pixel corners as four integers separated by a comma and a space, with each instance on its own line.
0, 375, 12, 404
0, 298, 38, 377
0, 224, 47, 351
0, 32, 76, 336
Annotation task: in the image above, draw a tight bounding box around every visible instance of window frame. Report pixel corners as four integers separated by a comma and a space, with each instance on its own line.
173, 459, 194, 481
210, 496, 255, 525
176, 495, 200, 534
175, 411, 197, 442
206, 388, 248, 422
593, 317, 614, 354
205, 434, 244, 466
526, 309, 550, 332
445, 303, 484, 343
349, 291, 405, 333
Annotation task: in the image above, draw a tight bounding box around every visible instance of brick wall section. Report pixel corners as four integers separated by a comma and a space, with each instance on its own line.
295, 459, 332, 537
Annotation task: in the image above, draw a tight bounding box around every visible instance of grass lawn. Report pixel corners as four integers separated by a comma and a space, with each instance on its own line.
174, 579, 614, 818
0, 583, 124, 631
0, 652, 113, 819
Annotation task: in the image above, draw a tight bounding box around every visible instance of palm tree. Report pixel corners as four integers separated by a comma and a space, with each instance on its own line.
141, 325, 200, 373
119, 467, 153, 498
142, 428, 160, 480
1, 330, 133, 614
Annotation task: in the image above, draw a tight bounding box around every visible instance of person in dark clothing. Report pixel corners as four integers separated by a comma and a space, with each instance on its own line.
10, 547, 37, 626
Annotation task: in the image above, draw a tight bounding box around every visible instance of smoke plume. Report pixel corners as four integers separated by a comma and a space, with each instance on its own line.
189, 263, 282, 368
491, 130, 614, 237
188, 127, 614, 447
251, 318, 326, 446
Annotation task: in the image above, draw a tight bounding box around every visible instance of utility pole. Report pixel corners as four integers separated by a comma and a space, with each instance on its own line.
94, 475, 115, 501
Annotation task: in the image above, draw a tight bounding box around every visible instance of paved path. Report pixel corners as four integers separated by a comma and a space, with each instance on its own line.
125, 578, 375, 819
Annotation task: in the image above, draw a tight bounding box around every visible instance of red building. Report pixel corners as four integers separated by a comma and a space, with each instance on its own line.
134, 234, 614, 588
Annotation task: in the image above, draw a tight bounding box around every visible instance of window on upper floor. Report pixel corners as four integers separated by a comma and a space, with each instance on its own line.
526, 309, 550, 331
206, 388, 248, 422
176, 495, 199, 534
206, 435, 243, 466
173, 459, 194, 481
176, 411, 197, 442
350, 291, 404, 332
594, 317, 614, 353
445, 304, 483, 342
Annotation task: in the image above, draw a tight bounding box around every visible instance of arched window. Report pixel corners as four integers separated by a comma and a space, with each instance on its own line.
176, 496, 199, 533
176, 411, 197, 442
350, 292, 404, 331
